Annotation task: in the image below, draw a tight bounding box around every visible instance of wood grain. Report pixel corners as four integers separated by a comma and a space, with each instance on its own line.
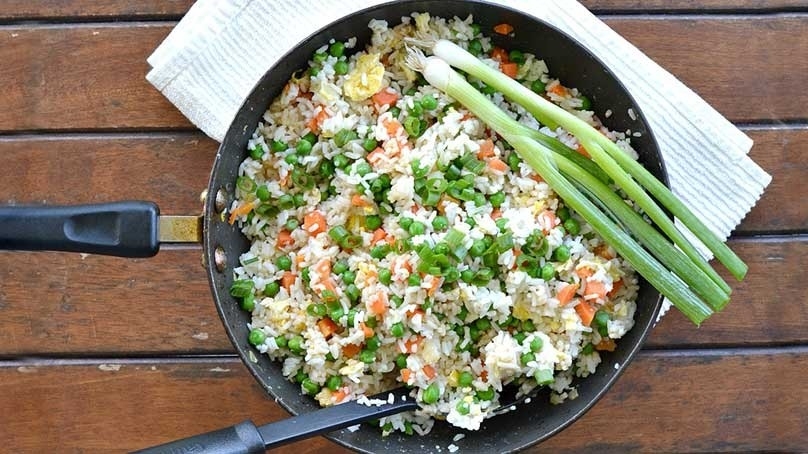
1, 0, 804, 20
0, 24, 192, 132
2, 17, 806, 131
0, 237, 803, 355
1, 351, 804, 453
0, 133, 217, 213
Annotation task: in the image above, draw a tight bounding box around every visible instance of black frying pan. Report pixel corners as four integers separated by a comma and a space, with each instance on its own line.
0, 1, 665, 452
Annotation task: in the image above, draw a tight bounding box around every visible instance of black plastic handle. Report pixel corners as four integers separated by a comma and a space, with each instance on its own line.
132, 421, 266, 454
0, 201, 160, 258
134, 387, 417, 453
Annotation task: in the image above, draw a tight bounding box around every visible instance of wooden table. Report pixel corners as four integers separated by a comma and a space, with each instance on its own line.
1, 1, 805, 452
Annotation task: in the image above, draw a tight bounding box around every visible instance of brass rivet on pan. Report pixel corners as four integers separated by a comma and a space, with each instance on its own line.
214, 246, 226, 272
215, 188, 227, 213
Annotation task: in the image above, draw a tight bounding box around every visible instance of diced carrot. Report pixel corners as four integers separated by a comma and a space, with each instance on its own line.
369, 292, 388, 315
314, 258, 331, 275
407, 308, 425, 319
549, 84, 569, 97
400, 368, 412, 383
281, 271, 296, 290
488, 157, 509, 173
383, 118, 402, 136
372, 228, 387, 245
477, 139, 495, 159
303, 211, 327, 235
480, 369, 488, 382
333, 388, 348, 403
342, 343, 361, 358
307, 107, 329, 133
228, 201, 256, 225
595, 338, 617, 352
576, 267, 594, 279
608, 279, 624, 297
276, 229, 295, 248
351, 194, 371, 207
500, 62, 519, 79
296, 255, 305, 266
493, 23, 514, 35
360, 322, 373, 339
584, 279, 608, 301
401, 335, 424, 353
575, 300, 597, 327
538, 210, 558, 233
491, 208, 502, 220
366, 146, 386, 166
557, 283, 579, 305
426, 277, 442, 297
490, 47, 509, 62
322, 277, 337, 293
318, 318, 340, 339
372, 88, 399, 106
576, 143, 591, 158
422, 365, 436, 380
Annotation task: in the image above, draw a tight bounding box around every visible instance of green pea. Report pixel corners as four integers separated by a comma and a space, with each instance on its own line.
407, 273, 421, 287
552, 245, 571, 262
285, 218, 300, 231
288, 335, 304, 354
489, 191, 506, 208
362, 137, 378, 152
458, 371, 474, 387
307, 303, 327, 317
391, 322, 405, 338
564, 218, 581, 236
578, 95, 592, 111
531, 79, 546, 94
468, 39, 483, 56
326, 375, 342, 391
456, 400, 470, 415
293, 194, 306, 208
422, 383, 440, 404
395, 353, 408, 369
420, 94, 438, 111
264, 281, 280, 297
389, 106, 401, 119
240, 293, 255, 312
521, 352, 536, 366
332, 260, 349, 275
355, 160, 372, 177
346, 284, 360, 302
582, 343, 595, 355
248, 329, 266, 346
329, 307, 345, 322
365, 215, 382, 231
276, 255, 292, 271
312, 52, 328, 64
557, 206, 571, 221
335, 271, 352, 286
471, 23, 481, 36
301, 267, 311, 284
249, 144, 264, 160
408, 101, 424, 117
540, 263, 555, 281
333, 154, 350, 169
399, 216, 413, 230
284, 153, 298, 165
274, 335, 287, 349
475, 318, 491, 331
379, 268, 392, 285
513, 332, 527, 344
469, 239, 487, 258
432, 215, 449, 230
334, 60, 349, 75
476, 387, 495, 401
302, 378, 320, 396
408, 221, 426, 236
329, 41, 345, 57
295, 370, 308, 383
334, 129, 358, 148
359, 349, 375, 364
391, 295, 404, 308
522, 318, 536, 332
594, 310, 611, 337
366, 335, 381, 351
509, 49, 526, 65
296, 139, 312, 155
495, 218, 508, 231
271, 139, 288, 152
460, 269, 475, 283
346, 309, 358, 327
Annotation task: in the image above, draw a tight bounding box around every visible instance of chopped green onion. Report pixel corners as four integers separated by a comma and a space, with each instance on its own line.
236, 176, 257, 193
535, 369, 554, 385
229, 280, 254, 298
334, 129, 358, 147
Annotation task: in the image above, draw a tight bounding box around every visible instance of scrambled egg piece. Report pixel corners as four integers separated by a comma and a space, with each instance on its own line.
343, 53, 385, 101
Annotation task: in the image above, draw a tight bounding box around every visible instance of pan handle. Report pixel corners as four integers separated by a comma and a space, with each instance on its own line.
0, 201, 160, 258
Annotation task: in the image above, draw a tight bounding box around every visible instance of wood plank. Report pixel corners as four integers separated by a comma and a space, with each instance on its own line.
739, 126, 808, 233
0, 351, 804, 452
0, 133, 217, 213
0, 127, 798, 232
0, 24, 192, 131
0, 1, 193, 20
0, 237, 803, 355
1, 1, 805, 21
2, 17, 807, 131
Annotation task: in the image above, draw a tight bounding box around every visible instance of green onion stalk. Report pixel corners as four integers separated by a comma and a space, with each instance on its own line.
405, 49, 727, 324
425, 39, 745, 285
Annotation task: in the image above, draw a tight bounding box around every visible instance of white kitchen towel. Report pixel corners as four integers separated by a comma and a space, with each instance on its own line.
146, 0, 771, 249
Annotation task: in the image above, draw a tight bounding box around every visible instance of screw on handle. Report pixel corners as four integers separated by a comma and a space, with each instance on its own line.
0, 201, 160, 258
